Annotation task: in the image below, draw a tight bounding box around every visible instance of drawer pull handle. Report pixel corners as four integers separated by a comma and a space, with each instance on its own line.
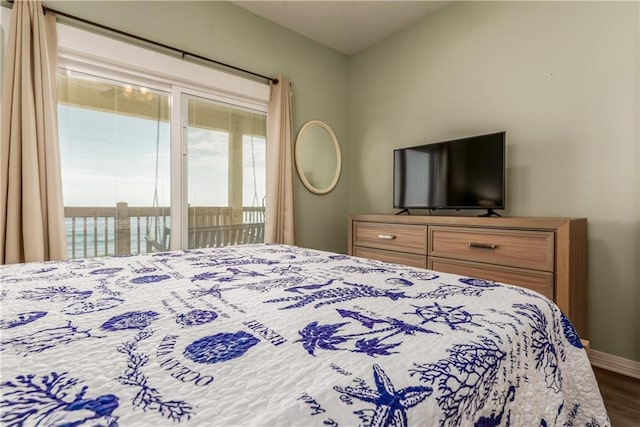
377, 234, 396, 240
468, 242, 497, 250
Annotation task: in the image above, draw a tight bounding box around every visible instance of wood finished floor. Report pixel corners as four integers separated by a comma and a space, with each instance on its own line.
592, 367, 640, 426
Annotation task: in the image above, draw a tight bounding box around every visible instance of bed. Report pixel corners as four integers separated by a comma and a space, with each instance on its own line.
0, 244, 608, 426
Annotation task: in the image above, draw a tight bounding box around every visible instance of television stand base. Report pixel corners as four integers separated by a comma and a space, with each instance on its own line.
395, 208, 411, 215
478, 209, 502, 217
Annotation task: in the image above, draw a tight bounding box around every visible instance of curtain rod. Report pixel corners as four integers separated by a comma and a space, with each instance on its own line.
6, 0, 279, 85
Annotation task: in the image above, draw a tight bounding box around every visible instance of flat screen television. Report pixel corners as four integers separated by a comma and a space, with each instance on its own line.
393, 131, 505, 216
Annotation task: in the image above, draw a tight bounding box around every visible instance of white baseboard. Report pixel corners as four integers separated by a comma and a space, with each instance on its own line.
588, 349, 640, 380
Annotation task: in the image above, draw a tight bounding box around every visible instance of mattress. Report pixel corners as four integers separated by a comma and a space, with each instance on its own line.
0, 244, 608, 426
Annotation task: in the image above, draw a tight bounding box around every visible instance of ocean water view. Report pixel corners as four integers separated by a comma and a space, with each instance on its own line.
65, 216, 170, 259
64, 207, 265, 259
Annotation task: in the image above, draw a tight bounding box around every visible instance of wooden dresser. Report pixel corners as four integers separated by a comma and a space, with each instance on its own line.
348, 214, 588, 338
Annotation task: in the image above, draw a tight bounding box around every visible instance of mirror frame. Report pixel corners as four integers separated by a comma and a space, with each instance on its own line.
294, 120, 342, 195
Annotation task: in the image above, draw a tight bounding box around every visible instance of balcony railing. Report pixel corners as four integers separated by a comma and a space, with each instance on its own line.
64, 203, 265, 259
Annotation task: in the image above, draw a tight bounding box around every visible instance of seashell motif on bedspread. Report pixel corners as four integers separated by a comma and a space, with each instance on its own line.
0, 244, 609, 425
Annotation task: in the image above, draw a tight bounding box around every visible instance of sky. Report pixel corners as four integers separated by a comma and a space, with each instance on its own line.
58, 105, 266, 209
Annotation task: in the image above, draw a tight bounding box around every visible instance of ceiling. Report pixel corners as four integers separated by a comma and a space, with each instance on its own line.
230, 1, 450, 56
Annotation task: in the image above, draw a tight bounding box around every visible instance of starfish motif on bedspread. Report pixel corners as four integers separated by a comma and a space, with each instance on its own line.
334, 364, 432, 427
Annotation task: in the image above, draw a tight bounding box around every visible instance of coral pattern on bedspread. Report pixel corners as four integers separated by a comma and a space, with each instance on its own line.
0, 244, 608, 426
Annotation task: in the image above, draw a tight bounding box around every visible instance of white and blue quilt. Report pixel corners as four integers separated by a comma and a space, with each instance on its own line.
0, 244, 608, 426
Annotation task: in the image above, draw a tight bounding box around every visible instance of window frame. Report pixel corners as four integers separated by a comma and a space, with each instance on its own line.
56, 22, 269, 111
56, 23, 269, 253
2, 12, 270, 254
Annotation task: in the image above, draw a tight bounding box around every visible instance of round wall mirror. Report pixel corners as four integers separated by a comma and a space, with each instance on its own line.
294, 120, 342, 195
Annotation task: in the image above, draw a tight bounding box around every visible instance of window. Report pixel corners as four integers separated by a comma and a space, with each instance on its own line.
182, 94, 266, 250
58, 71, 171, 258
50, 21, 269, 258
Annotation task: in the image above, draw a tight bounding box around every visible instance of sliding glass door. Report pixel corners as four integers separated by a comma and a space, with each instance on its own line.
58, 70, 171, 258
58, 69, 266, 258
181, 93, 266, 250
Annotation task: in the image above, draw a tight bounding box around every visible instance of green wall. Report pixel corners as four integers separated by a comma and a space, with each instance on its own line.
46, 0, 351, 254
4, 0, 638, 362
350, 1, 640, 362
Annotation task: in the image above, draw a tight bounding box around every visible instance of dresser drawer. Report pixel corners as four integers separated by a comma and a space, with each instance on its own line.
429, 257, 554, 299
429, 226, 554, 271
353, 246, 427, 269
353, 221, 427, 255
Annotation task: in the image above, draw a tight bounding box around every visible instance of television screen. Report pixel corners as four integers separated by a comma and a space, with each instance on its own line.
393, 132, 505, 212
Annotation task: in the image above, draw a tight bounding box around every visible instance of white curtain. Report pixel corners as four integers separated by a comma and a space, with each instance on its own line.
265, 76, 295, 245
0, 0, 67, 264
